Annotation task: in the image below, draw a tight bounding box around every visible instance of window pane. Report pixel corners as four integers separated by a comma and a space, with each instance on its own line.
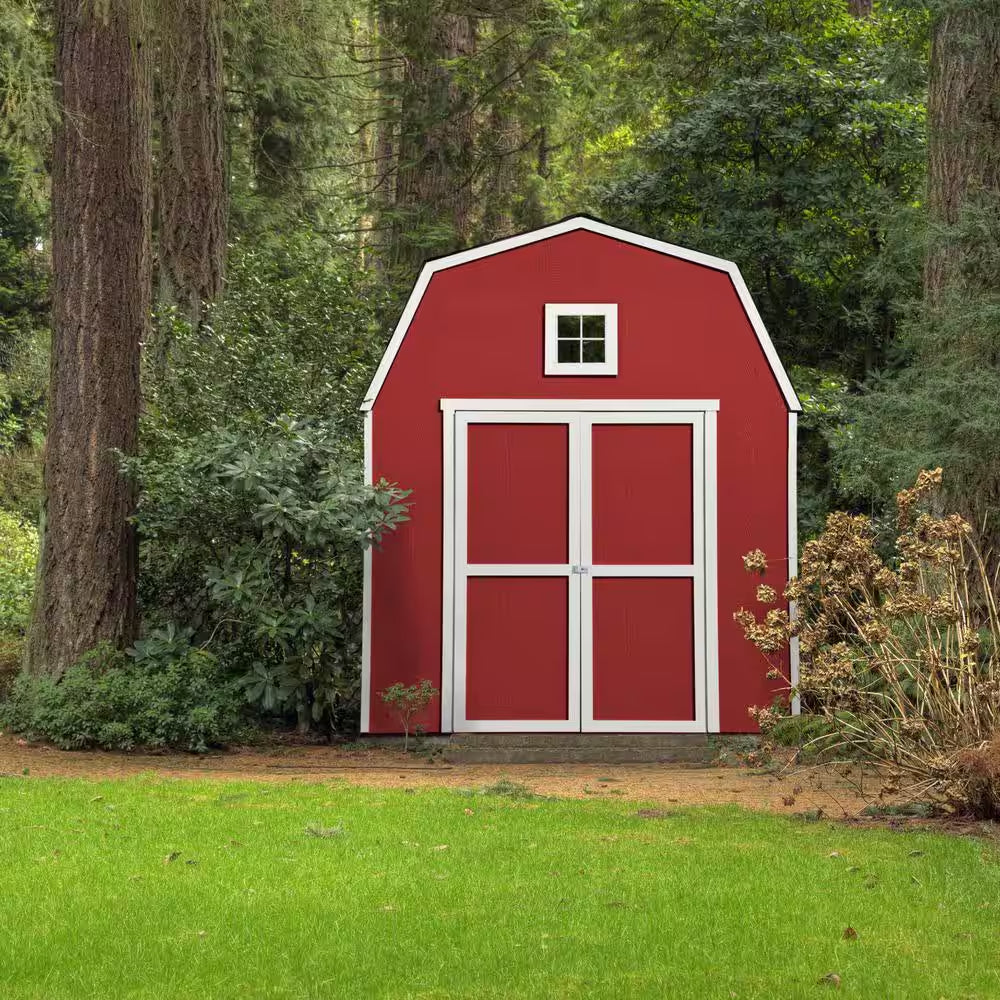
582, 339, 606, 363
558, 339, 581, 363
582, 314, 605, 339
557, 314, 581, 339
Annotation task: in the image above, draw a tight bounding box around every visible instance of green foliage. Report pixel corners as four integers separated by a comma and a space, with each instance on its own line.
768, 712, 836, 753
1, 639, 245, 752
127, 416, 410, 734
0, 509, 36, 634
792, 365, 852, 540
837, 197, 1000, 537
0, 150, 48, 517
225, 0, 364, 232
148, 231, 386, 436
599, 0, 927, 379
379, 678, 438, 750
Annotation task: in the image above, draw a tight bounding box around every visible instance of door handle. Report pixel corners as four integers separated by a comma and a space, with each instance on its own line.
571, 566, 590, 574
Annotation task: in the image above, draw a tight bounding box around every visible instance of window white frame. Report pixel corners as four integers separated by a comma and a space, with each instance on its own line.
544, 303, 618, 376
439, 398, 719, 735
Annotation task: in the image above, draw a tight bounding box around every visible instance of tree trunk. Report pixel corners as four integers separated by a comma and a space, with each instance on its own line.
847, 0, 873, 16
156, 0, 226, 334
924, 4, 1000, 305
391, 9, 477, 275
26, 0, 152, 677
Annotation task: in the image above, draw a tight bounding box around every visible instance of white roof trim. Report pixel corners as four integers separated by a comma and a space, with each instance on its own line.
361, 216, 801, 412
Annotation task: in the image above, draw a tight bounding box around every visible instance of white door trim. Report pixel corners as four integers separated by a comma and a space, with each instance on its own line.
442, 398, 719, 413
443, 400, 720, 734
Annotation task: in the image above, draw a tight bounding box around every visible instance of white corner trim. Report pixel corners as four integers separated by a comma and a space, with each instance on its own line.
544, 303, 618, 376
360, 409, 374, 734
704, 408, 720, 732
360, 216, 802, 413
440, 398, 720, 413
440, 406, 455, 733
788, 411, 800, 716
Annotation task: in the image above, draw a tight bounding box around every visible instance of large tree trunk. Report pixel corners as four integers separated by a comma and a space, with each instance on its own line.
391, 9, 477, 275
156, 0, 226, 334
847, 0, 873, 16
26, 0, 151, 677
924, 5, 1000, 305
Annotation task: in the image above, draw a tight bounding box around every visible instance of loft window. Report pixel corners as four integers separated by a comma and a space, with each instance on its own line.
544, 303, 618, 375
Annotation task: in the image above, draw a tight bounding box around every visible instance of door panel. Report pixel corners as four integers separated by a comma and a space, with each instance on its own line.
455, 413, 580, 732
591, 423, 693, 565
591, 578, 695, 721
466, 577, 569, 720
467, 423, 569, 565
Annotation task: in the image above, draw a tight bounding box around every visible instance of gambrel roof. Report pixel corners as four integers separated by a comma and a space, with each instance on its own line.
362, 216, 801, 412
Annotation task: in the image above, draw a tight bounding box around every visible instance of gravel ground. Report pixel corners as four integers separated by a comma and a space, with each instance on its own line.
0, 734, 885, 816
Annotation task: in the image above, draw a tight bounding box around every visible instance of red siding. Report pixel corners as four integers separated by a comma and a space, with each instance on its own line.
367, 228, 788, 734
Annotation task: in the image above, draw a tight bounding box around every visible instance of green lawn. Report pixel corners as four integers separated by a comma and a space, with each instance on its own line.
0, 776, 998, 999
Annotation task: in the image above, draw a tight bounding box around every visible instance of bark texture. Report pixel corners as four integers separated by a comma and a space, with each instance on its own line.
924, 4, 1000, 303
391, 10, 477, 273
26, 0, 152, 677
847, 0, 873, 16
157, 0, 226, 329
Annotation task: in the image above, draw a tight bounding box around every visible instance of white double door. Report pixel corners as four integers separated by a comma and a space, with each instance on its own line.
443, 402, 717, 733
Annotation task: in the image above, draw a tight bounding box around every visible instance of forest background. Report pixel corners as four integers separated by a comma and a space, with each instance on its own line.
1, 0, 997, 743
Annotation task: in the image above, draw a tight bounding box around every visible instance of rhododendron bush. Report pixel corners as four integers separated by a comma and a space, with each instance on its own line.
736, 470, 1000, 817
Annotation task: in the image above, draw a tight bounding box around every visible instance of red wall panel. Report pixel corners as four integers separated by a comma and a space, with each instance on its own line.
369, 228, 789, 733
592, 578, 695, 721
591, 423, 693, 565
467, 423, 568, 565
465, 577, 569, 720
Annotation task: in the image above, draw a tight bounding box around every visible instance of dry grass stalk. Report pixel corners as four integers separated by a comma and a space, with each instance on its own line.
736, 469, 1000, 817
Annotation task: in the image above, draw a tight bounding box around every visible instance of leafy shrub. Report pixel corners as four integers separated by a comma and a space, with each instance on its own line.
148, 230, 387, 438
767, 713, 835, 748
0, 509, 37, 632
379, 679, 438, 751
0, 510, 37, 688
1, 636, 245, 752
125, 416, 410, 734
736, 469, 1000, 817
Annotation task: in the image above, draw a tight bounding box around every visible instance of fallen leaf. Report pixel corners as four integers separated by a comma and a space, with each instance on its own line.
197, 931, 207, 939
829, 851, 843, 858
432, 844, 449, 851
908, 850, 925, 857
463, 808, 474, 816
818, 972, 841, 988
164, 851, 181, 864
842, 927, 858, 940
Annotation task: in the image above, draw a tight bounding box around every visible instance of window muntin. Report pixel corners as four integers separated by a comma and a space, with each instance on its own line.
544, 304, 618, 375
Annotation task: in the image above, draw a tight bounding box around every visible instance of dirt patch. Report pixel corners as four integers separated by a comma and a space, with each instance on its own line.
0, 733, 898, 815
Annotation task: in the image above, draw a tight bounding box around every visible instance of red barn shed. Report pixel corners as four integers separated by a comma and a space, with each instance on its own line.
361, 216, 800, 735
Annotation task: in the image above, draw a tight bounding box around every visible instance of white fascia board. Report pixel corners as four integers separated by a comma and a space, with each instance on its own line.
361, 217, 802, 413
